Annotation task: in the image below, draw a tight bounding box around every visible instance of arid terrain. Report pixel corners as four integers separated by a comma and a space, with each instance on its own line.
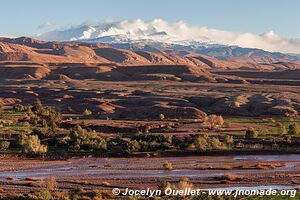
1, 37, 300, 199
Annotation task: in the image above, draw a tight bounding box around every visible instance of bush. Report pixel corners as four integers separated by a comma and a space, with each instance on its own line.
284, 135, 292, 144
0, 141, 10, 151
13, 104, 26, 112
177, 177, 193, 190
163, 161, 173, 170
245, 128, 258, 139
124, 140, 140, 154
194, 134, 209, 151
224, 135, 234, 147
159, 113, 165, 121
193, 134, 226, 151
18, 132, 27, 145
288, 124, 300, 135
210, 138, 225, 149
83, 109, 92, 116
45, 176, 57, 190
279, 124, 287, 135
23, 135, 48, 155
29, 190, 53, 200
158, 181, 176, 194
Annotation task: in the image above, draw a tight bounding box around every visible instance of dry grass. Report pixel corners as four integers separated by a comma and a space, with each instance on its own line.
255, 163, 283, 170
217, 173, 241, 182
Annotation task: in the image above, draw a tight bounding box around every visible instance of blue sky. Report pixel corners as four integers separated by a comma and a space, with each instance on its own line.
0, 0, 299, 37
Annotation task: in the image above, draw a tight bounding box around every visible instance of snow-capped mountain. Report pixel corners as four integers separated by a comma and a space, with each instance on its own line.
35, 19, 300, 55
33, 19, 300, 63
36, 19, 220, 47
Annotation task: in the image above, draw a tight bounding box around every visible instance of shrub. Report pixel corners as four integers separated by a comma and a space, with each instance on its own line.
0, 141, 10, 151
29, 190, 53, 200
177, 177, 193, 190
33, 99, 43, 112
124, 140, 140, 154
159, 113, 165, 121
209, 138, 225, 150
45, 176, 57, 190
163, 161, 173, 170
18, 132, 27, 145
288, 124, 300, 135
284, 135, 292, 144
245, 128, 258, 139
23, 135, 48, 155
13, 104, 26, 112
83, 109, 92, 116
194, 134, 209, 151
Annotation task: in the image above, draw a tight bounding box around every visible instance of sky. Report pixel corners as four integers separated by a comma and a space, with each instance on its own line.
0, 0, 299, 37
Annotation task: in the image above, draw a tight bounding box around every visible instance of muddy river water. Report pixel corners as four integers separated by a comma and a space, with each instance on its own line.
0, 154, 300, 190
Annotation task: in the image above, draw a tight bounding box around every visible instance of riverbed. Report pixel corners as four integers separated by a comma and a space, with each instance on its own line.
0, 154, 299, 194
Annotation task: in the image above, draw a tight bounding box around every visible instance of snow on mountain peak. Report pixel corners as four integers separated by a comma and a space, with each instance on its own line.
35, 19, 300, 54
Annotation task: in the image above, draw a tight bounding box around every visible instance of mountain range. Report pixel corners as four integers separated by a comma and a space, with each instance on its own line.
1, 36, 300, 71
33, 20, 300, 67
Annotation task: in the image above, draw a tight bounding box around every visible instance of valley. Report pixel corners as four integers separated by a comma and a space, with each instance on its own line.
1, 37, 300, 199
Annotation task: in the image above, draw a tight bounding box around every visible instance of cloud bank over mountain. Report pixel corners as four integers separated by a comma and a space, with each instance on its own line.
36, 19, 300, 54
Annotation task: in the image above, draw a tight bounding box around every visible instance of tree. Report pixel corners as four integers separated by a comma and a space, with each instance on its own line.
193, 134, 226, 151
69, 125, 107, 151
27, 101, 62, 136
205, 114, 224, 129
23, 135, 48, 155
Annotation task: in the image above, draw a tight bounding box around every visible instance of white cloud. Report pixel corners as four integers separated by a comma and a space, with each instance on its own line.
36, 19, 300, 54
0, 34, 16, 38
37, 21, 55, 30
